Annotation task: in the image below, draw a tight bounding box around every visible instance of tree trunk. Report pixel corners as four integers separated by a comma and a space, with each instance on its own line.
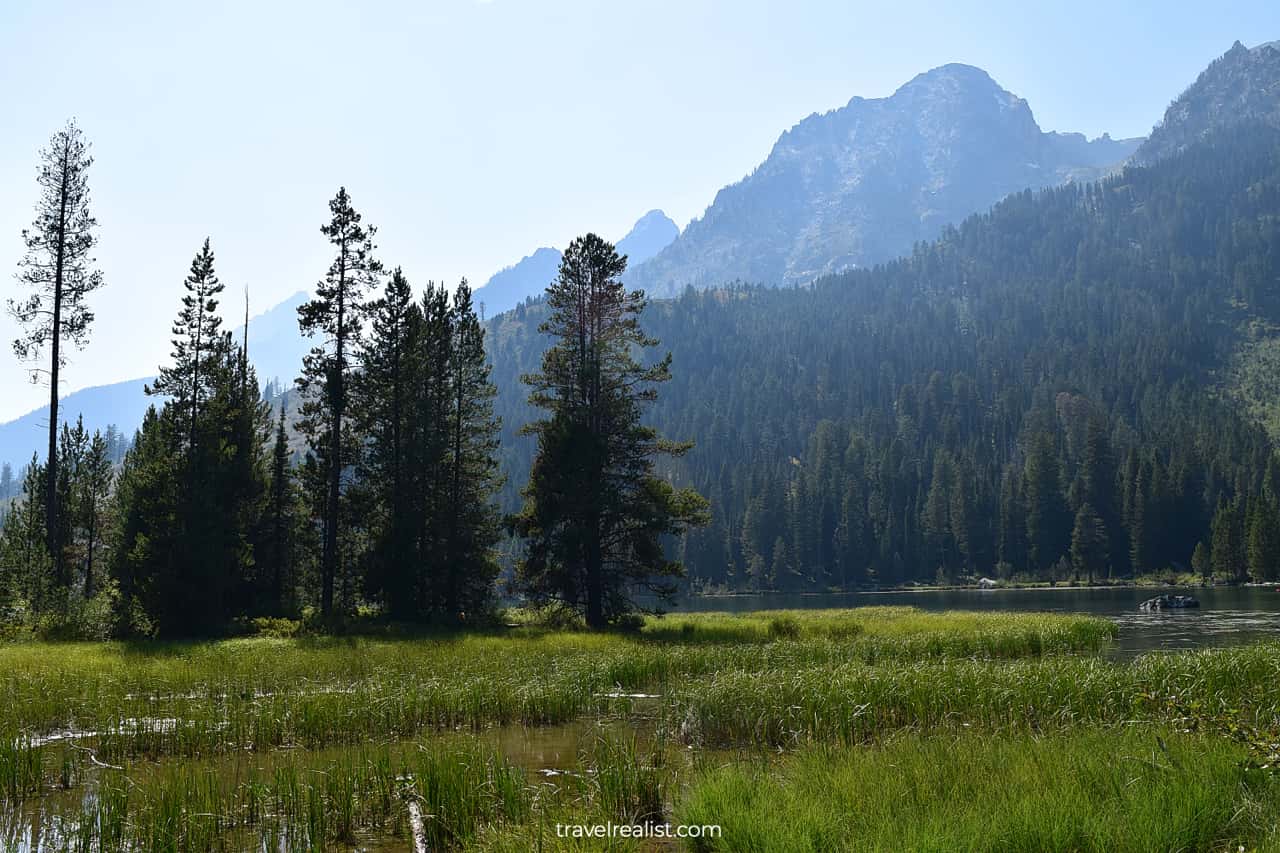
585, 522, 605, 629
84, 503, 96, 599
47, 153, 69, 584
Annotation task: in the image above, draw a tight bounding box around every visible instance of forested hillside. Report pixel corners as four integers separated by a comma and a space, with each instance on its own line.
490, 124, 1280, 590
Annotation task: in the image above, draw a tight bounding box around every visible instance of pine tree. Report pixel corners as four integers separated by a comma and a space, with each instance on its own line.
439, 281, 504, 618
1128, 465, 1149, 575
921, 452, 952, 577
1070, 503, 1107, 585
8, 120, 105, 581
413, 282, 454, 613
297, 188, 382, 619
110, 268, 268, 635
79, 431, 113, 599
146, 239, 225, 457
262, 405, 297, 616
110, 408, 178, 637
222, 323, 271, 618
1024, 431, 1069, 576
1079, 416, 1118, 575
1211, 498, 1246, 582
1191, 540, 1211, 582
0, 456, 51, 611
516, 234, 708, 627
1245, 499, 1280, 582
357, 268, 422, 617
0, 463, 13, 501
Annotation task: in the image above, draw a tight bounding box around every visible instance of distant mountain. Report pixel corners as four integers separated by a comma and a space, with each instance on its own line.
0, 292, 313, 471
246, 290, 311, 388
473, 247, 563, 319
475, 210, 679, 316
627, 64, 1143, 295
1134, 40, 1280, 166
616, 210, 680, 267
0, 377, 153, 471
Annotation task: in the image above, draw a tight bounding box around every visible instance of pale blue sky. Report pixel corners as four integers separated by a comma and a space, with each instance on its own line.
1, 0, 1277, 420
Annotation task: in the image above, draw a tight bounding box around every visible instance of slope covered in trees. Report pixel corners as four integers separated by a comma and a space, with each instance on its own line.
490, 123, 1280, 590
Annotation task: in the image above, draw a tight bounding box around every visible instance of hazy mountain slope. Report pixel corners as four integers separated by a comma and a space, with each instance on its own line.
0, 377, 154, 470
473, 247, 563, 320
475, 210, 678, 316
247, 290, 312, 389
1134, 40, 1280, 165
627, 64, 1141, 295
0, 293, 314, 470
616, 210, 679, 266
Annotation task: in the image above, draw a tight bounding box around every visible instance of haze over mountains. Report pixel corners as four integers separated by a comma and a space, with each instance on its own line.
473, 209, 679, 317
3, 43, 1277, 479
627, 63, 1142, 295
1134, 40, 1280, 165
0, 294, 312, 471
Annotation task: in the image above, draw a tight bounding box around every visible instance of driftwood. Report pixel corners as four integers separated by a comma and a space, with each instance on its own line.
406, 794, 430, 853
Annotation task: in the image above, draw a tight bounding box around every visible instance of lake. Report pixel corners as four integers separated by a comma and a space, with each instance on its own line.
678, 585, 1280, 657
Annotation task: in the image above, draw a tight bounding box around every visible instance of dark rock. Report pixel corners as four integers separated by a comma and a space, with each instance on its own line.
1139, 594, 1201, 611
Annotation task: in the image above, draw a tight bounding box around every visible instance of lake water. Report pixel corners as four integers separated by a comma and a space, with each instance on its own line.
678, 585, 1280, 657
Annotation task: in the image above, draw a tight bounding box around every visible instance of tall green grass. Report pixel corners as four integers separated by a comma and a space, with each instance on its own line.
3, 740, 529, 852
671, 643, 1280, 747
680, 728, 1280, 852
0, 608, 1114, 765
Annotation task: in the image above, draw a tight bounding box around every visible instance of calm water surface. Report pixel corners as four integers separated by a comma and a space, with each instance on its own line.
678, 585, 1280, 657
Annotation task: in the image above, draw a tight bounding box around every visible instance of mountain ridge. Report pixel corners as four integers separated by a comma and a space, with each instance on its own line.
474, 209, 678, 316
0, 291, 312, 470
1133, 39, 1280, 165
626, 63, 1142, 294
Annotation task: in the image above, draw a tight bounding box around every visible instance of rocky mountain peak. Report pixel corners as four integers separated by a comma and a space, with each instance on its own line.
1134, 39, 1280, 165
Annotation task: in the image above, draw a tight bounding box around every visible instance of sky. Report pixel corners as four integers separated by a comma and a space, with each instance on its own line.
1, 0, 1278, 421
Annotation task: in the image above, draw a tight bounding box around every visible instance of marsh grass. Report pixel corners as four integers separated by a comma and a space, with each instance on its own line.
677, 728, 1280, 852
5, 740, 530, 852
585, 731, 669, 825
0, 608, 1114, 766
671, 643, 1280, 747
1, 607, 1201, 851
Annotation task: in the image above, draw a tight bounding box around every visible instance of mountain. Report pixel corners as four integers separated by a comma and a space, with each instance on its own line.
1133, 40, 1280, 165
627, 64, 1142, 295
0, 377, 153, 472
490, 120, 1280, 589
246, 290, 312, 388
0, 292, 313, 471
475, 210, 679, 316
473, 247, 563, 320
616, 210, 680, 266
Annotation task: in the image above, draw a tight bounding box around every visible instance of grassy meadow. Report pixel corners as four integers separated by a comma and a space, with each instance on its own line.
3, 607, 1280, 850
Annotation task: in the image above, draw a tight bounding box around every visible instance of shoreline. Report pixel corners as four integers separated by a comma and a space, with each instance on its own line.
685, 581, 1251, 599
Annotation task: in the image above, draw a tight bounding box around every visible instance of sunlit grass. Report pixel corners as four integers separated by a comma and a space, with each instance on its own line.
0, 608, 1114, 765
671, 642, 1280, 746
678, 728, 1280, 852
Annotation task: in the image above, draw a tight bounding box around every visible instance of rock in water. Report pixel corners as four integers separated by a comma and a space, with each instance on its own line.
1139, 594, 1201, 611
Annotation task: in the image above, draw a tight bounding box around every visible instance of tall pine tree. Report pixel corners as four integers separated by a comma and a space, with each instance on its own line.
297, 188, 381, 618
8, 120, 105, 582
517, 234, 708, 627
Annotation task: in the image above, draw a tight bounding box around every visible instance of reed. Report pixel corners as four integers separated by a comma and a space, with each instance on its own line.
670, 643, 1280, 747
0, 608, 1114, 766
677, 728, 1280, 852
